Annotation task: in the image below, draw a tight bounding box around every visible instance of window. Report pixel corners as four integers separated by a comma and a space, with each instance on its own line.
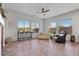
49, 18, 72, 34
31, 22, 39, 32
17, 20, 30, 32
48, 21, 56, 33
17, 20, 24, 28
58, 19, 72, 27
58, 19, 72, 34
17, 20, 39, 33
50, 21, 56, 28
24, 20, 30, 32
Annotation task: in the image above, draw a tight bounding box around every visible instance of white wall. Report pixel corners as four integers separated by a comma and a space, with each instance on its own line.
5, 10, 43, 42
5, 9, 79, 42
45, 9, 79, 42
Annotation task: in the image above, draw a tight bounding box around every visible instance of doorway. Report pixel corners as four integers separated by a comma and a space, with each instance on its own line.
0, 23, 3, 55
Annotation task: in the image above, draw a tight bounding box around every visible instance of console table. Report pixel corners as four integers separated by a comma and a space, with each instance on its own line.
17, 31, 33, 41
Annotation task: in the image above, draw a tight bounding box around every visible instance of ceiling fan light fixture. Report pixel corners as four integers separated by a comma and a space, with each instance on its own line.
36, 8, 50, 13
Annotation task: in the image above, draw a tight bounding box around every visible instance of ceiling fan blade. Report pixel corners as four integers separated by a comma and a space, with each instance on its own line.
42, 8, 45, 13
44, 9, 50, 12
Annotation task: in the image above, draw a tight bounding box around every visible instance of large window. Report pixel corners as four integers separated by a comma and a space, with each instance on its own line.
48, 21, 56, 33
31, 22, 39, 33
58, 19, 72, 34
17, 20, 30, 32
17, 20, 39, 33
49, 18, 72, 34
24, 20, 30, 32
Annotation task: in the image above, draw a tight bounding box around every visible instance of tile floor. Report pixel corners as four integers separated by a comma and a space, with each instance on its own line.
2, 39, 79, 56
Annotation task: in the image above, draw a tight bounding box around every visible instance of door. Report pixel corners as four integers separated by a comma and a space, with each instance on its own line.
0, 23, 3, 55
0, 25, 1, 55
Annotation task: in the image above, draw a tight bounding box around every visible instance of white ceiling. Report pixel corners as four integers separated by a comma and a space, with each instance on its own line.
3, 3, 79, 19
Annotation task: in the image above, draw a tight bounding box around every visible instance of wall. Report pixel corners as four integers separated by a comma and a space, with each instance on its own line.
5, 10, 43, 42
45, 9, 79, 42
5, 9, 79, 42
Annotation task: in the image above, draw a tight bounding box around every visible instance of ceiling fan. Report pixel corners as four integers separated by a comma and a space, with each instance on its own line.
36, 8, 50, 15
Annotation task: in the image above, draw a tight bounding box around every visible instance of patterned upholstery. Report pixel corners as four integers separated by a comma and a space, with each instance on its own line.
37, 33, 50, 40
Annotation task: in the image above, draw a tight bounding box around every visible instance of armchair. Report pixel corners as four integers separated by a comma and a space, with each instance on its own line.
56, 32, 67, 43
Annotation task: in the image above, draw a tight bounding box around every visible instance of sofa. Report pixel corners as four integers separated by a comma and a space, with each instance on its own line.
37, 33, 50, 40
